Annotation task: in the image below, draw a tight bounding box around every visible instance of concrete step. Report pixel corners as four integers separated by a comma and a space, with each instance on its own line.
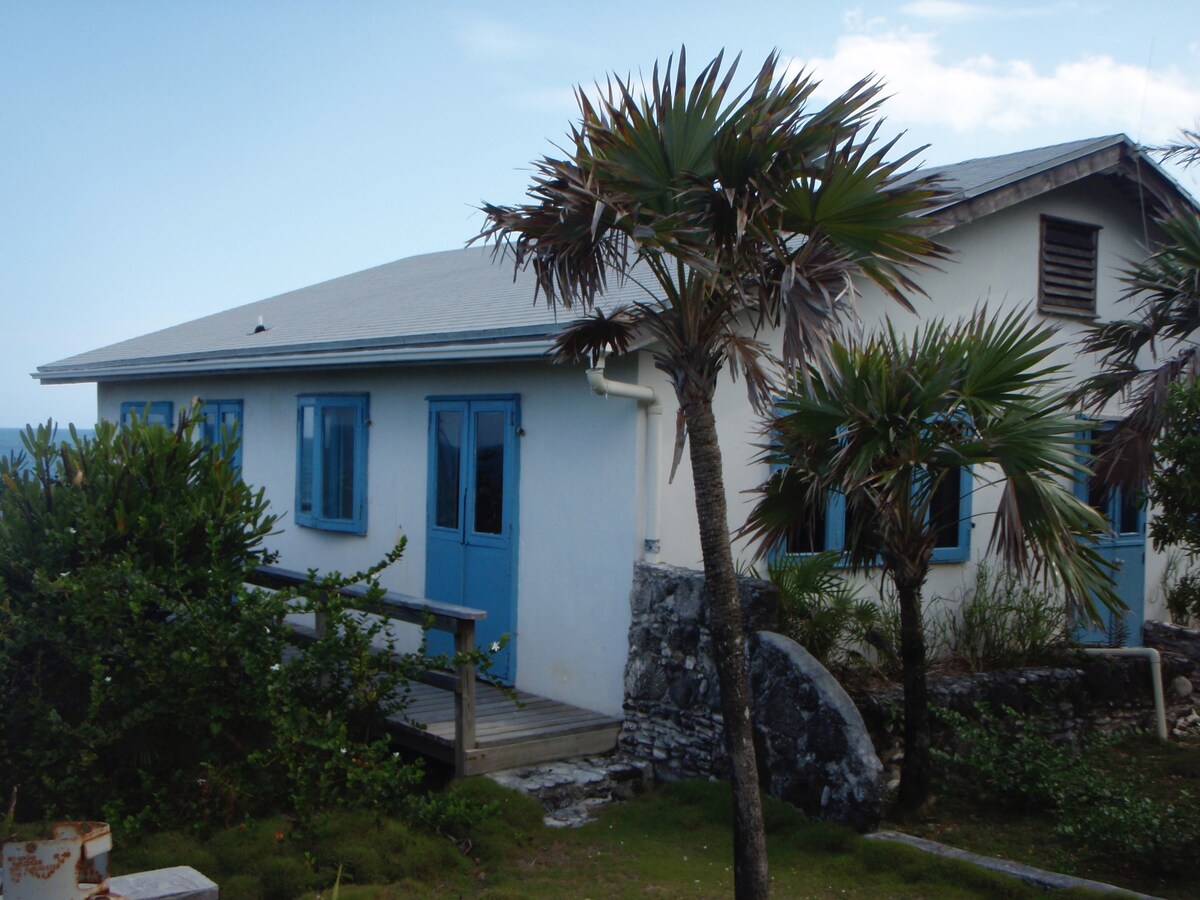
486, 753, 654, 827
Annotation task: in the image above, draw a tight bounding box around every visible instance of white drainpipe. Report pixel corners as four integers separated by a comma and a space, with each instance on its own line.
585, 353, 662, 560
1081, 646, 1168, 741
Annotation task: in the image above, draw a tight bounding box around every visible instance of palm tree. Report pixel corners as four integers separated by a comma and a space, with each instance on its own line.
476, 49, 945, 897
743, 307, 1120, 810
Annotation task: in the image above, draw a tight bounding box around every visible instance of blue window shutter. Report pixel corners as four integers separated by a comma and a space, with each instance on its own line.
120, 401, 174, 428
295, 394, 369, 534
200, 399, 244, 471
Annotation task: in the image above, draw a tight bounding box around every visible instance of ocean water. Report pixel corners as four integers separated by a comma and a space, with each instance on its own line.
0, 426, 95, 470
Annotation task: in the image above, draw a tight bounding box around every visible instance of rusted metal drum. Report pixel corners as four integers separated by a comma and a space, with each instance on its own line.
1, 821, 116, 900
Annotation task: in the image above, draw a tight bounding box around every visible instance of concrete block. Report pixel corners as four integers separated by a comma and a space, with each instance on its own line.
108, 866, 217, 900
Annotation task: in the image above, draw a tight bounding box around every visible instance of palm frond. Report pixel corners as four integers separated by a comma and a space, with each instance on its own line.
551, 306, 642, 365
477, 47, 947, 406
747, 306, 1118, 621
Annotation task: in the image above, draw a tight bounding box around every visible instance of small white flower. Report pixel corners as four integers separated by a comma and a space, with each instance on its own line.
67, 527, 76, 534
490, 641, 501, 653
339, 747, 347, 755
104, 676, 111, 683
270, 663, 281, 672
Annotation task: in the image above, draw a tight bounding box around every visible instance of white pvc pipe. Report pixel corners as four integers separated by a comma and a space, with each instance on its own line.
1081, 646, 1168, 741
585, 354, 662, 560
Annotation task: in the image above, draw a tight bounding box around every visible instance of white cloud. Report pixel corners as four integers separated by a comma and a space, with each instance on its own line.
901, 1, 989, 22
901, 1, 1086, 21
455, 19, 541, 63
793, 29, 1200, 143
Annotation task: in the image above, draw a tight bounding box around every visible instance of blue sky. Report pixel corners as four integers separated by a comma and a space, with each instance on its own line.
3, 1, 1199, 427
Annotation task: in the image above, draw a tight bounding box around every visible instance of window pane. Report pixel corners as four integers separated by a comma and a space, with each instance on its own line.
930, 468, 962, 549
299, 405, 315, 514
221, 410, 239, 440
1117, 490, 1140, 535
785, 506, 826, 554
435, 411, 461, 529
473, 411, 504, 534
322, 405, 357, 521
202, 410, 219, 446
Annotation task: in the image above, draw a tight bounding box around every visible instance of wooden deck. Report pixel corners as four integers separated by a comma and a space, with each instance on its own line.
248, 564, 621, 776
391, 680, 623, 775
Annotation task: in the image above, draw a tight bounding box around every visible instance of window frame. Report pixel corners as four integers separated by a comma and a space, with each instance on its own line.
295, 393, 369, 534
200, 399, 244, 471
120, 400, 174, 428
1038, 215, 1101, 318
776, 466, 972, 565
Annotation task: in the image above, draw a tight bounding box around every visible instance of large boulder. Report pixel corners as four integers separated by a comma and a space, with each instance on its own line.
748, 631, 885, 832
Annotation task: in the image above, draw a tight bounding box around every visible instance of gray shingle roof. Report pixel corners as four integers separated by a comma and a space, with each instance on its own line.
918, 134, 1125, 202
37, 133, 1193, 383
37, 247, 649, 382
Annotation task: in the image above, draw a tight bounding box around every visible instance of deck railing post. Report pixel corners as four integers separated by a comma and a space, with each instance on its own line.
453, 619, 477, 776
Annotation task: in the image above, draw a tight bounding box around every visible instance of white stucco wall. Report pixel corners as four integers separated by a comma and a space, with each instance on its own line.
92, 173, 1178, 712
647, 174, 1171, 623
99, 357, 641, 716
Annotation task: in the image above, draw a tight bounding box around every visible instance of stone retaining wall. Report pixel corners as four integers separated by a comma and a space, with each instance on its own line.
621, 562, 1200, 826
620, 563, 779, 780
853, 647, 1196, 764
1145, 620, 1200, 676
622, 564, 887, 830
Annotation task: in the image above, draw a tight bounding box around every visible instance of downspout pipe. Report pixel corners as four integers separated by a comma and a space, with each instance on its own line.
1081, 646, 1168, 741
585, 353, 662, 561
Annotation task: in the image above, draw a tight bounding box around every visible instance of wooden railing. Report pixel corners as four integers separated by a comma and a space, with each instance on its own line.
247, 564, 488, 775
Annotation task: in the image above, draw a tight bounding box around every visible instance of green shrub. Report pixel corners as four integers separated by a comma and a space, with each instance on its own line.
1151, 380, 1200, 556
1057, 779, 1200, 874
939, 563, 1072, 671
935, 706, 1200, 872
768, 552, 892, 672
1164, 568, 1200, 626
932, 705, 1087, 811
0, 412, 493, 834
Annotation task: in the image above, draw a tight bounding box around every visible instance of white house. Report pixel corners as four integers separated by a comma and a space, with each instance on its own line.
36, 134, 1198, 719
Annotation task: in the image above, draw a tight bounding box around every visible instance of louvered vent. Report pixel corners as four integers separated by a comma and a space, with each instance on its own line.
1039, 217, 1099, 315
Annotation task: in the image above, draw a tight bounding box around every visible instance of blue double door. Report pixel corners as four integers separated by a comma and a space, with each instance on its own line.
425, 396, 519, 681
1078, 428, 1145, 646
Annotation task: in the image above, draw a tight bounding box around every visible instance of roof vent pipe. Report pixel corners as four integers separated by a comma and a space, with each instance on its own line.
585, 352, 662, 560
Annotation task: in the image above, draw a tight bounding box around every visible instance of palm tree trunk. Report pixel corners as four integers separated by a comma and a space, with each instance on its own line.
896, 578, 932, 810
680, 387, 770, 899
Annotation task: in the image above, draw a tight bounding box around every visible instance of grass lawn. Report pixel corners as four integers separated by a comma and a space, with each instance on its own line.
887, 734, 1200, 900
112, 779, 1117, 899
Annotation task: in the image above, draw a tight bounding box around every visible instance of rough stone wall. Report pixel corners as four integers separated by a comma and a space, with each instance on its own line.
853, 650, 1196, 762
1145, 620, 1200, 679
621, 563, 779, 780
622, 564, 886, 830
748, 632, 885, 832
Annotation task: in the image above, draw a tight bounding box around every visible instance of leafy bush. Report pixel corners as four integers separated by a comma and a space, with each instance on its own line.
768, 552, 893, 672
1151, 380, 1200, 556
1164, 566, 1200, 626
937, 563, 1072, 670
1057, 777, 1200, 874
935, 706, 1200, 872
932, 705, 1087, 812
0, 412, 491, 834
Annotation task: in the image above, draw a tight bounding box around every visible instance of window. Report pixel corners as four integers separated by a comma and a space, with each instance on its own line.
1039, 216, 1100, 316
120, 401, 174, 428
295, 394, 368, 533
782, 466, 972, 564
200, 399, 243, 470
